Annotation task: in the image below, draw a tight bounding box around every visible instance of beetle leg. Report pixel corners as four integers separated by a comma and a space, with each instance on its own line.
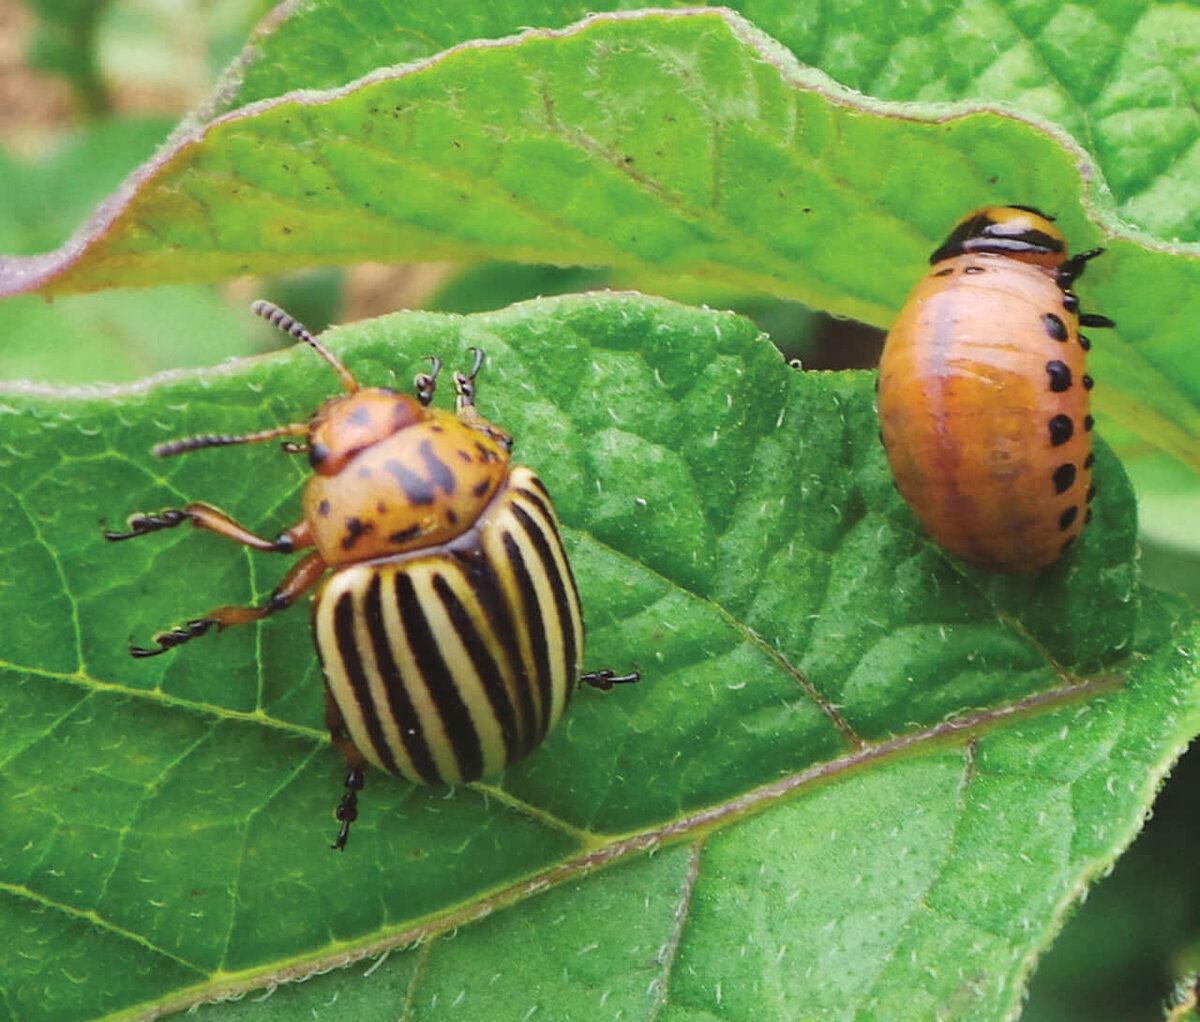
105, 503, 313, 554
325, 688, 370, 851
332, 767, 366, 851
579, 668, 641, 691
415, 355, 442, 407
129, 551, 327, 658
452, 348, 514, 451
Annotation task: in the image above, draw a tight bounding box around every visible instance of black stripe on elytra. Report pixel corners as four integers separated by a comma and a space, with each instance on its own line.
456, 540, 538, 756
432, 573, 521, 768
418, 439, 457, 496
516, 484, 583, 660
512, 501, 578, 727
361, 574, 439, 783
502, 528, 554, 743
333, 589, 402, 776
395, 572, 484, 782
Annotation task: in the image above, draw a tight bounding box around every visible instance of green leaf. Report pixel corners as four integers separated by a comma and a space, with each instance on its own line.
216, 1, 1200, 241
0, 293, 1196, 1021
1, 10, 1196, 474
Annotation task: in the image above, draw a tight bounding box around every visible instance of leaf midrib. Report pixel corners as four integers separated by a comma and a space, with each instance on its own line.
105, 670, 1121, 1022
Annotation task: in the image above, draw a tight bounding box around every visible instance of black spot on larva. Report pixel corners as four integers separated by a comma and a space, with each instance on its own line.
390, 525, 421, 545
318, 499, 331, 517
1059, 506, 1078, 530
963, 265, 985, 274
1085, 508, 1093, 524
341, 516, 374, 551
1084, 414, 1094, 431
1086, 484, 1096, 503
472, 479, 490, 498
1084, 452, 1095, 469
1046, 360, 1072, 392
1048, 415, 1074, 446
1082, 374, 1094, 390
1053, 463, 1076, 494
347, 406, 372, 427
1062, 291, 1079, 313
456, 449, 472, 463
1042, 313, 1068, 341
933, 267, 954, 277
474, 441, 497, 463
309, 442, 330, 469
1079, 334, 1092, 351
376, 502, 387, 513
447, 509, 458, 525
1061, 535, 1077, 554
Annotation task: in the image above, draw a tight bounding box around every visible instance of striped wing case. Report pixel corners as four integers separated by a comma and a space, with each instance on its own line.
313, 467, 585, 784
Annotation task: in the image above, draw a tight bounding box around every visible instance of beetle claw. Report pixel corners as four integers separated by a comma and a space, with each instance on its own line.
128, 617, 215, 658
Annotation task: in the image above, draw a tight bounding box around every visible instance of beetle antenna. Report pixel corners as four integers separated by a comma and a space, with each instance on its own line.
252, 300, 359, 393
153, 423, 310, 458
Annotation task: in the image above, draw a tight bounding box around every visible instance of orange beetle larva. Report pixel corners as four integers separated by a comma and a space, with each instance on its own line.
877, 205, 1114, 572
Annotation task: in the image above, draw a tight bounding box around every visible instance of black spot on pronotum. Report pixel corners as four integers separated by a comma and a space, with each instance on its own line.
1048, 415, 1074, 446
347, 406, 372, 427
309, 441, 330, 469
1083, 414, 1094, 431
1053, 463, 1076, 494
389, 525, 421, 545
384, 459, 436, 505
472, 479, 490, 498
1046, 360, 1072, 392
341, 516, 374, 551
1059, 506, 1078, 530
1042, 313, 1068, 341
1084, 452, 1095, 469
418, 440, 457, 496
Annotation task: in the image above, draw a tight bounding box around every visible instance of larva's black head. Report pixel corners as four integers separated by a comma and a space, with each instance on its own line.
930, 206, 1068, 267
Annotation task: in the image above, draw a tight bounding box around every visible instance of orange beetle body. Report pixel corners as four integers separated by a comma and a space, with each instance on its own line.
105, 303, 636, 850
878, 206, 1112, 572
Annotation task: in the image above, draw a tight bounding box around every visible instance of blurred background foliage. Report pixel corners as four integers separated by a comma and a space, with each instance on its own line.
0, 2, 1195, 1019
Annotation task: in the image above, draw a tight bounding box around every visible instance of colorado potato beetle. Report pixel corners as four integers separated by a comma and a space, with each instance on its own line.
106, 302, 638, 849
877, 205, 1114, 572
